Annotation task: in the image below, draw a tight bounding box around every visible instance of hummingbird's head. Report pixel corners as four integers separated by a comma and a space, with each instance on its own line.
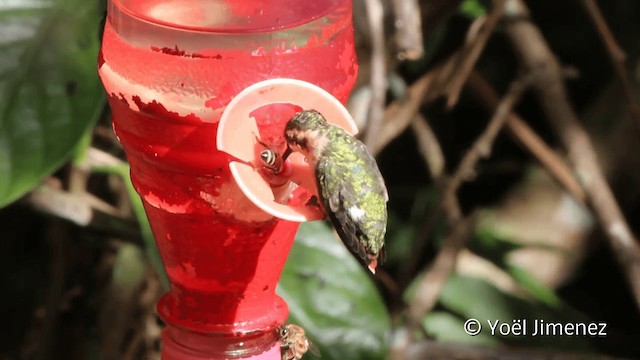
284, 110, 330, 161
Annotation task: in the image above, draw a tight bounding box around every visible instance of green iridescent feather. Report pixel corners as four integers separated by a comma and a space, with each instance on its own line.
285, 110, 388, 271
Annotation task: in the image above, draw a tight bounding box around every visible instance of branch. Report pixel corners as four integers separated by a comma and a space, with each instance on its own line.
504, 0, 640, 310
401, 72, 532, 284
580, 0, 640, 135
419, 0, 463, 37
391, 0, 424, 60
410, 114, 445, 180
363, 0, 387, 150
445, 72, 531, 204
24, 146, 142, 242
373, 52, 471, 157
406, 212, 477, 330
23, 183, 142, 243
443, 0, 508, 108
467, 70, 587, 204
389, 213, 476, 360
373, 69, 438, 156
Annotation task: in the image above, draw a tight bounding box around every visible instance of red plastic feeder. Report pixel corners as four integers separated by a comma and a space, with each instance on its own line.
98, 0, 358, 359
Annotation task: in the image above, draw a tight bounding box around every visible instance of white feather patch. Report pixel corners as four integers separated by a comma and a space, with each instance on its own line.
348, 206, 366, 221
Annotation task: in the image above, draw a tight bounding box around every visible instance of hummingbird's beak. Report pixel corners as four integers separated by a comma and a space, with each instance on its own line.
281, 146, 292, 162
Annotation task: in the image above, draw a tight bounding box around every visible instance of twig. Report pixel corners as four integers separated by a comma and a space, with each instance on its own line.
41, 146, 141, 240
503, 0, 640, 310
420, 0, 463, 37
467, 70, 587, 204
24, 183, 142, 243
401, 72, 531, 284
406, 212, 478, 330
363, 0, 387, 150
390, 0, 424, 60
373, 69, 438, 156
444, 0, 508, 109
389, 213, 476, 360
373, 52, 473, 157
580, 0, 640, 134
122, 331, 144, 360
140, 273, 163, 357
410, 114, 445, 180
376, 269, 401, 296
446, 72, 530, 197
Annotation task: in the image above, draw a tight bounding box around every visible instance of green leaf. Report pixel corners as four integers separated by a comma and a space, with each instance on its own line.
507, 265, 562, 307
0, 0, 105, 208
384, 218, 415, 265
458, 0, 486, 19
472, 214, 564, 307
385, 186, 440, 266
440, 274, 538, 329
470, 225, 524, 266
112, 243, 147, 292
278, 221, 390, 360
437, 274, 593, 351
423, 311, 500, 346
71, 125, 93, 165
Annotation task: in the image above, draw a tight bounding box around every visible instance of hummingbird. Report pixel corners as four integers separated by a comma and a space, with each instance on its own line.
281, 110, 388, 273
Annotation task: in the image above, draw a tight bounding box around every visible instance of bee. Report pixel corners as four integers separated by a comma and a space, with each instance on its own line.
257, 138, 290, 175
278, 324, 320, 360
260, 148, 278, 168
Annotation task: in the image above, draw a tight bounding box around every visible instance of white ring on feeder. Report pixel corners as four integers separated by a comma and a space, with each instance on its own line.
217, 78, 358, 222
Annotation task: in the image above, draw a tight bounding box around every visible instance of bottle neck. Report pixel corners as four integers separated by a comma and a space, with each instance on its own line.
162, 325, 280, 359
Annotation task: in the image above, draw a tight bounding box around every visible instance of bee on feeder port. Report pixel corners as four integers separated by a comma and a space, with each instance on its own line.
257, 138, 290, 175
260, 148, 278, 168
277, 323, 320, 360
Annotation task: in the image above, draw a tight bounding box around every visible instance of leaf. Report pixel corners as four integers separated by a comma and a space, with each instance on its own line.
0, 0, 105, 208
278, 221, 390, 360
112, 242, 147, 291
458, 0, 486, 19
384, 218, 415, 265
439, 274, 537, 329
101, 243, 147, 358
472, 214, 564, 306
437, 274, 593, 351
470, 225, 525, 266
423, 311, 500, 346
385, 186, 439, 266
507, 265, 562, 307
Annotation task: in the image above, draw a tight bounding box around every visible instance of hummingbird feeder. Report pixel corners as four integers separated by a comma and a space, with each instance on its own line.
98, 0, 358, 359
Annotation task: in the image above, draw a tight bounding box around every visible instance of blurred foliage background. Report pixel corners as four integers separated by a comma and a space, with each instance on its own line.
1, 0, 640, 359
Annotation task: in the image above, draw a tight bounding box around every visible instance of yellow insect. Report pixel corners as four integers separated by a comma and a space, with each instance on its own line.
260, 148, 278, 168
256, 138, 289, 174
278, 324, 320, 360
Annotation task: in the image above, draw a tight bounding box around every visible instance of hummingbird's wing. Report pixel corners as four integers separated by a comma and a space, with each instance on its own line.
315, 135, 387, 272
320, 176, 370, 266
